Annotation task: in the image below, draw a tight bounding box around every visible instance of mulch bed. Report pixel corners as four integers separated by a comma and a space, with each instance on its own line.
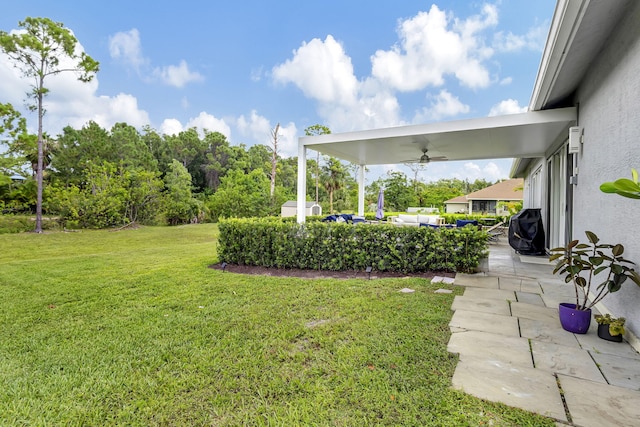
209, 263, 455, 280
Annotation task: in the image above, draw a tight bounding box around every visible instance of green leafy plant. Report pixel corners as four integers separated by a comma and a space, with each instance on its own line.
549, 231, 640, 311
218, 218, 488, 273
600, 168, 640, 199
594, 313, 626, 336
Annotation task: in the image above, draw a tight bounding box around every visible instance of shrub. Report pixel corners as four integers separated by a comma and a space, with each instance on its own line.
0, 215, 59, 234
218, 218, 488, 273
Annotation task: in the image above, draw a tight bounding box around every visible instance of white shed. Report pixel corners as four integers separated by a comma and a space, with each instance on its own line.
281, 201, 321, 218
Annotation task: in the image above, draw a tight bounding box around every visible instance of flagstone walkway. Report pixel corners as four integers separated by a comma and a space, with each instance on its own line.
447, 241, 640, 427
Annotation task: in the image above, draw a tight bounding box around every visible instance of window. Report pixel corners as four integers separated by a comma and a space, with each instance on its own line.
472, 200, 497, 213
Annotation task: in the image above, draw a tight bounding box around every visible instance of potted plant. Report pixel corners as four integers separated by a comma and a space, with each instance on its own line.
594, 313, 626, 342
600, 168, 640, 199
549, 231, 640, 334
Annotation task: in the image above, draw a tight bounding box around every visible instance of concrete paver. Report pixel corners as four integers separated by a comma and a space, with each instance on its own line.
574, 327, 640, 359
451, 356, 568, 422
498, 277, 522, 291
510, 301, 557, 322
449, 309, 520, 336
448, 330, 533, 366
453, 274, 499, 288
589, 352, 640, 389
448, 241, 640, 426
531, 340, 606, 383
463, 287, 515, 300
450, 295, 511, 316
515, 291, 545, 306
559, 375, 640, 427
519, 317, 582, 347
520, 279, 543, 293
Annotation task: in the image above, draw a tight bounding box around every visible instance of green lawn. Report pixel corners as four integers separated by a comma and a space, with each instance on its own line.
0, 224, 553, 426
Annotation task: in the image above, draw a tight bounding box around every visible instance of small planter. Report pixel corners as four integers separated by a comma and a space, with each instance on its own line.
597, 324, 623, 342
558, 303, 591, 334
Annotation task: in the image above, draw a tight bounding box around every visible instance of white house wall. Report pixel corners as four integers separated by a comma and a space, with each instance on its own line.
572, 0, 640, 337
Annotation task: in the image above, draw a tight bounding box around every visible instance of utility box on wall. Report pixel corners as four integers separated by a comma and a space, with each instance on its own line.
568, 126, 582, 154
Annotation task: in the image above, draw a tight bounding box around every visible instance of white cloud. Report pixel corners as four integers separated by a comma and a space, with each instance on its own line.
320, 79, 403, 131
414, 89, 469, 122
236, 110, 298, 157
275, 122, 298, 158
452, 161, 507, 182
187, 112, 230, 136
493, 21, 550, 53
160, 112, 231, 138
271, 3, 519, 132
109, 29, 146, 70
237, 110, 271, 140
0, 52, 31, 106
371, 3, 497, 91
1, 37, 150, 135
272, 35, 358, 105
272, 37, 402, 131
250, 66, 264, 82
109, 28, 203, 88
159, 118, 184, 136
153, 60, 204, 88
488, 99, 527, 116
499, 76, 513, 85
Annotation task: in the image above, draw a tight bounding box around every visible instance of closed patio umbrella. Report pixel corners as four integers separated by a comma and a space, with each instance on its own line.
375, 188, 384, 220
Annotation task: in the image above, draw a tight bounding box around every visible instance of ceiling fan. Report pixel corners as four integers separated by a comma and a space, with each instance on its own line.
403, 147, 448, 164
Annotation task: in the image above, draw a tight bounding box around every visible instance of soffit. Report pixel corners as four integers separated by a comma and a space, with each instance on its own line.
301, 108, 576, 166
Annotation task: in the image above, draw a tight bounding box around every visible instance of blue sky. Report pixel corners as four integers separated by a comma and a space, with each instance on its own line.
1, 0, 556, 183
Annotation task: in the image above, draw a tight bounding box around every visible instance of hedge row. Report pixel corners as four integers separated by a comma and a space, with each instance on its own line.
218, 218, 488, 273
281, 212, 509, 224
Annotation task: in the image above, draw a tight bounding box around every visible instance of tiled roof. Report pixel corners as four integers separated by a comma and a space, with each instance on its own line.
444, 178, 523, 203
446, 195, 468, 204
466, 178, 523, 200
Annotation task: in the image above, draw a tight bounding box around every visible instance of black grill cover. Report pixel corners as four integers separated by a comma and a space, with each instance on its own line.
508, 208, 545, 255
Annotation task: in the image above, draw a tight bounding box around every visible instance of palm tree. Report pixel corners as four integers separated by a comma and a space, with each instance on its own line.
321, 157, 347, 213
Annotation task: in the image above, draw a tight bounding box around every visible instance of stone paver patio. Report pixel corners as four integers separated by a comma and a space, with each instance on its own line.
446, 241, 640, 427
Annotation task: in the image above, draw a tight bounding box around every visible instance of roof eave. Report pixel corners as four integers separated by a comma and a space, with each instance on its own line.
529, 0, 590, 111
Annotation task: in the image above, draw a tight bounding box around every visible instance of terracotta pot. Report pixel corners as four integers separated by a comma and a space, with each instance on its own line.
558, 303, 591, 334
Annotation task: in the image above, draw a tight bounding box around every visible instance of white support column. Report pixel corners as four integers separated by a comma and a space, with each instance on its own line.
296, 142, 307, 223
358, 164, 365, 216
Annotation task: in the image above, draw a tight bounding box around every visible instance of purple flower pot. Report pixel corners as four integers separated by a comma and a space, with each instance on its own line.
558, 303, 591, 334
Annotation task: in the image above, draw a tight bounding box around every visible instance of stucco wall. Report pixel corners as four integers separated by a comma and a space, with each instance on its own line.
573, 0, 640, 336
445, 203, 468, 214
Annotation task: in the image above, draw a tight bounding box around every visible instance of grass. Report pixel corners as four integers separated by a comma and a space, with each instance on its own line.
0, 224, 554, 426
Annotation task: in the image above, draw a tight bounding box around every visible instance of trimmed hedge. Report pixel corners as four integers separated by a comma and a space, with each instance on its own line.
218, 218, 488, 273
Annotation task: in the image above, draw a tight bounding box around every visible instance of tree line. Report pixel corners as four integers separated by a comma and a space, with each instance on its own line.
0, 116, 495, 228
0, 17, 495, 230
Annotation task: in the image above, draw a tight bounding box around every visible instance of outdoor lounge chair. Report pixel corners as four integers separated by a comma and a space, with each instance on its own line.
485, 221, 506, 242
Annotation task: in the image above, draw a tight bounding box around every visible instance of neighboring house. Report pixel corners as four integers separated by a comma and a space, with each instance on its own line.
511, 0, 640, 343
281, 201, 321, 218
444, 179, 523, 215
444, 195, 469, 214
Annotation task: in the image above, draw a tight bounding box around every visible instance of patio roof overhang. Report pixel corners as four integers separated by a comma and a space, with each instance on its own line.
296, 107, 576, 222
299, 107, 576, 166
